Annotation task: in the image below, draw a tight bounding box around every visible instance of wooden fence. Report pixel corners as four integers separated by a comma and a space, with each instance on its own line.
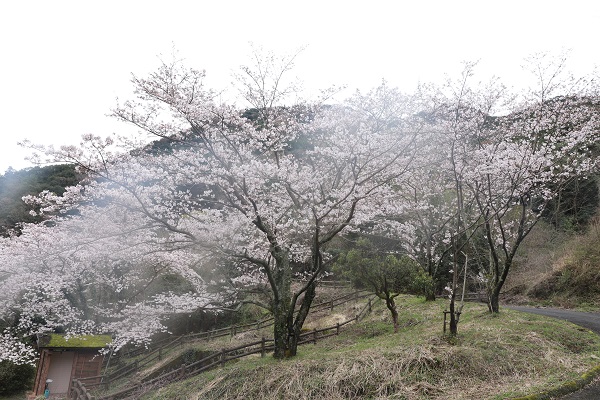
86, 289, 369, 390
71, 379, 95, 400
71, 295, 376, 400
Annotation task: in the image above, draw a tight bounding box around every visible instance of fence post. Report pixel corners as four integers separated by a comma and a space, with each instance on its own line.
220, 349, 226, 366
313, 328, 317, 344
330, 300, 334, 311
180, 363, 186, 378
261, 337, 266, 358
368, 299, 372, 313
443, 311, 448, 334
336, 323, 340, 335
71, 379, 78, 399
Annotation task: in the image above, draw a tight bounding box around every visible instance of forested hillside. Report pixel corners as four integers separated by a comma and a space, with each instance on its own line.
0, 164, 80, 236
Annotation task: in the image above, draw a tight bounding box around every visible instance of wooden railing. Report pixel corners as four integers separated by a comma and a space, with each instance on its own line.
71, 379, 95, 400
86, 294, 376, 399
89, 289, 369, 389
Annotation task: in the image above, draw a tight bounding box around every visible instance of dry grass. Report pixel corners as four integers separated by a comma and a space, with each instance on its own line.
516, 217, 600, 308
504, 220, 571, 298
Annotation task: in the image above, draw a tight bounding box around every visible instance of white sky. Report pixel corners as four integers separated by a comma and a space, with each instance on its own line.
1, 0, 599, 173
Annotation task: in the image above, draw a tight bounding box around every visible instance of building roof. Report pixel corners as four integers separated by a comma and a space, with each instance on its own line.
36, 333, 112, 349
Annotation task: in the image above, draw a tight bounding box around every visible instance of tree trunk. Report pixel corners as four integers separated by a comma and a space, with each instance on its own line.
391, 305, 399, 333
286, 282, 317, 357
272, 298, 291, 358
271, 258, 320, 358
425, 241, 436, 302
449, 237, 459, 336
425, 286, 436, 302
489, 288, 500, 314
384, 295, 399, 333
487, 257, 512, 314
271, 250, 292, 359
449, 297, 458, 335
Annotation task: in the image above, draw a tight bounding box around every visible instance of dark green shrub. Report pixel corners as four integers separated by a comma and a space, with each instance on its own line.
0, 360, 35, 395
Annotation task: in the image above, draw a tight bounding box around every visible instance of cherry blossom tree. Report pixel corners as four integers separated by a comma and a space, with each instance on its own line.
19, 53, 421, 358
380, 56, 599, 324
423, 65, 505, 331
468, 95, 600, 311
382, 142, 456, 302
0, 200, 222, 365
376, 67, 493, 328
418, 56, 600, 315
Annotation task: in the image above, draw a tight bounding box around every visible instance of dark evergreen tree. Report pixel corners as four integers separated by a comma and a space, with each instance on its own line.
0, 164, 80, 236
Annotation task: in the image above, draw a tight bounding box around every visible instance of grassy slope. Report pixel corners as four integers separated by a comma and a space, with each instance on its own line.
506, 218, 600, 309
137, 296, 600, 400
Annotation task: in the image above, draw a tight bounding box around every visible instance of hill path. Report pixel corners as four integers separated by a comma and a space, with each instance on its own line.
508, 306, 600, 400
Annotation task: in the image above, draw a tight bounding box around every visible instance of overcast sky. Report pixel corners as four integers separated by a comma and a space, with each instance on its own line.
1, 0, 599, 173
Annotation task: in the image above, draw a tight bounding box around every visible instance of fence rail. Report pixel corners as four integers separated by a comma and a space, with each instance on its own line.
71, 379, 95, 400
93, 289, 369, 388
89, 294, 376, 400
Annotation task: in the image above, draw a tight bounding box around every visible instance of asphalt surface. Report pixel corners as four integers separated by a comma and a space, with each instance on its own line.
508, 306, 600, 400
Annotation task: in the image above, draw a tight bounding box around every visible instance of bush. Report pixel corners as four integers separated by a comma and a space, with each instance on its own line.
333, 238, 428, 298
0, 360, 35, 395
410, 269, 435, 298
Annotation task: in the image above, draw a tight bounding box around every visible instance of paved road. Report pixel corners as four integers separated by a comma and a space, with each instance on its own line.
508, 306, 600, 400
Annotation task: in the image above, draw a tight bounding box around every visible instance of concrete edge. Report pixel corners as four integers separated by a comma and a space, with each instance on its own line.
510, 364, 600, 399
